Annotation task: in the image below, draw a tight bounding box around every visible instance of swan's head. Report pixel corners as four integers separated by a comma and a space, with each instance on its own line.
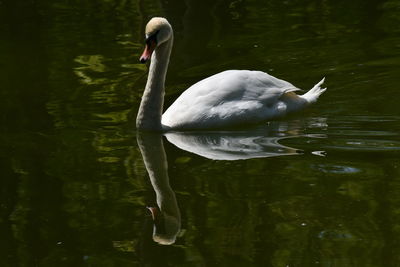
147, 206, 180, 245
140, 17, 172, 63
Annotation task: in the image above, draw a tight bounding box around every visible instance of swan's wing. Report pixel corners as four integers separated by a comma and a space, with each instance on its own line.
244, 70, 300, 104
162, 70, 299, 129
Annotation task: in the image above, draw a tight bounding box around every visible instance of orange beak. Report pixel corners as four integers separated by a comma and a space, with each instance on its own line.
140, 39, 157, 63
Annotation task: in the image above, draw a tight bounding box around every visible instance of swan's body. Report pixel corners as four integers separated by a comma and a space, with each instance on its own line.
162, 70, 324, 129
137, 17, 326, 131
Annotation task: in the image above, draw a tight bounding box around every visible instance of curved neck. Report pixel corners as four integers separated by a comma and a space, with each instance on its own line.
136, 34, 173, 131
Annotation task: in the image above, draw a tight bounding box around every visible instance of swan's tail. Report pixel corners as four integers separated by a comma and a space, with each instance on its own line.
301, 77, 327, 104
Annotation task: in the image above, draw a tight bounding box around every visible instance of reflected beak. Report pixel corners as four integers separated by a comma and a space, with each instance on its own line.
140, 39, 157, 63
147, 206, 167, 236
147, 206, 160, 221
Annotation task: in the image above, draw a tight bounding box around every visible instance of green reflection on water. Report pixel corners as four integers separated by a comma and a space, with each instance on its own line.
0, 0, 400, 266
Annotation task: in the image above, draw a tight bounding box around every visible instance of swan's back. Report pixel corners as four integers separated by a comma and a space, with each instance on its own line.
161, 70, 300, 130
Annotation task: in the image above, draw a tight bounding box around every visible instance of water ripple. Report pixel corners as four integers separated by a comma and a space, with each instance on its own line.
324, 116, 400, 153
312, 164, 361, 174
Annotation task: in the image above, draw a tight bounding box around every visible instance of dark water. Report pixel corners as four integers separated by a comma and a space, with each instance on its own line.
1, 0, 400, 266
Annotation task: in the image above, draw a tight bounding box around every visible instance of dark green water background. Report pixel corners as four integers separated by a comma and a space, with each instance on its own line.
1, 0, 400, 266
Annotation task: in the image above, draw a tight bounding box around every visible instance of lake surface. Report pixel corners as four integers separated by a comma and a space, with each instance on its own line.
1, 0, 400, 266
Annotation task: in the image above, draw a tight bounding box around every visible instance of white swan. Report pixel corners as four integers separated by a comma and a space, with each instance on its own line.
137, 17, 327, 131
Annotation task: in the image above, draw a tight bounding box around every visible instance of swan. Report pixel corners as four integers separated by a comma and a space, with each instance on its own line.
137, 17, 327, 131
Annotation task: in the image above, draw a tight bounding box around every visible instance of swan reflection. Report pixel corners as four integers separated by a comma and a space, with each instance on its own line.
137, 118, 327, 245
137, 132, 181, 245
164, 120, 326, 160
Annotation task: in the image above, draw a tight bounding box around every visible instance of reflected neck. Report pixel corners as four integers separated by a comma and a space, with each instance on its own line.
137, 132, 180, 219
136, 35, 173, 131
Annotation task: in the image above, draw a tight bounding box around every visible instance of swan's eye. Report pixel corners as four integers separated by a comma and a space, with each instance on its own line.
146, 30, 160, 45
140, 30, 160, 63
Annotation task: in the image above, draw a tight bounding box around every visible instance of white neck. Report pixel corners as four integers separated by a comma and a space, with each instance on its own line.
136, 34, 173, 131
